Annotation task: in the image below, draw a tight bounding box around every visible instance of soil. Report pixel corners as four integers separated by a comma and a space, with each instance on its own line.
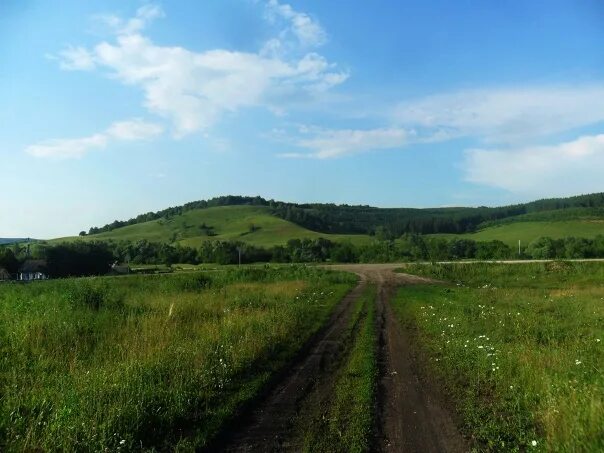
216, 264, 467, 452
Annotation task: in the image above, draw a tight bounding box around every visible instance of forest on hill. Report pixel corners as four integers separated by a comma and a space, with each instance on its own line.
85, 192, 604, 238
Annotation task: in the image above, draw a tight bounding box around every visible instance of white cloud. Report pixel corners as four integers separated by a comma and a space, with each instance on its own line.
57, 46, 96, 70
281, 127, 412, 158
96, 4, 164, 36
106, 118, 164, 140
395, 85, 604, 144
55, 3, 346, 137
465, 134, 604, 196
25, 134, 108, 159
25, 119, 163, 159
265, 0, 327, 47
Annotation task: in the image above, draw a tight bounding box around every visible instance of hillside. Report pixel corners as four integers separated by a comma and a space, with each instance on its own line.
431, 220, 604, 246
48, 192, 604, 249
0, 238, 27, 245
83, 193, 604, 239
57, 205, 372, 247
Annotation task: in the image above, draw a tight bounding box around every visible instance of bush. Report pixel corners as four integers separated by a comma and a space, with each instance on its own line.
65, 280, 124, 311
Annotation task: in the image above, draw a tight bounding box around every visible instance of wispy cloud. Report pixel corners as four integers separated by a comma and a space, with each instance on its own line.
54, 3, 347, 137
465, 134, 604, 196
25, 119, 163, 159
265, 0, 327, 48
394, 85, 604, 144
284, 84, 604, 165
280, 127, 412, 158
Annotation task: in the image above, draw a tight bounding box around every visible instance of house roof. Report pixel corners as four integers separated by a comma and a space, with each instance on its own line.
20, 260, 47, 273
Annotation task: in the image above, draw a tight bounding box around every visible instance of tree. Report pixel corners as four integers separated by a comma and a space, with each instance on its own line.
0, 248, 19, 274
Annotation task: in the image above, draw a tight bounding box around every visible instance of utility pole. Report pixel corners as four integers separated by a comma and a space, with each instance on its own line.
238, 247, 242, 266
518, 239, 521, 257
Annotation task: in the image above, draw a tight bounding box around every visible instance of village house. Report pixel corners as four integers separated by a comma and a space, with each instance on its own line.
19, 260, 48, 281
0, 267, 11, 281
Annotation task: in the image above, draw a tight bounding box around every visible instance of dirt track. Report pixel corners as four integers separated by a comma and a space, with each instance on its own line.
218, 264, 466, 452
331, 264, 466, 452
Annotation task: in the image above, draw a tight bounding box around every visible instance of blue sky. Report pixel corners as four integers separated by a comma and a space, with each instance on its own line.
2, 0, 604, 237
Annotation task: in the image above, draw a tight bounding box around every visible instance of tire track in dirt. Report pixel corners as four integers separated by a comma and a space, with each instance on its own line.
329, 264, 467, 453
215, 278, 368, 452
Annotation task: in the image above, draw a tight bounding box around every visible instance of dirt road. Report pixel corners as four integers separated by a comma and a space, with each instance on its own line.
330, 264, 466, 453
217, 264, 466, 452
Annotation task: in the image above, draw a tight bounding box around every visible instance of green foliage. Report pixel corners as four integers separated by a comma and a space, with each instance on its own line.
44, 241, 114, 277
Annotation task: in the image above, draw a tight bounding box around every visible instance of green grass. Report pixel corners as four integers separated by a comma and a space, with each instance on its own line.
297, 284, 377, 452
53, 205, 372, 247
0, 266, 356, 451
395, 262, 604, 452
431, 220, 604, 247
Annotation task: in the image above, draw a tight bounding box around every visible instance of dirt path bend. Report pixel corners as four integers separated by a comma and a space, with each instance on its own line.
216, 278, 368, 452
329, 264, 467, 453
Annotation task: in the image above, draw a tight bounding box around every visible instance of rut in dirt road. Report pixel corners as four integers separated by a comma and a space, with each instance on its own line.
330, 264, 467, 453
214, 279, 368, 452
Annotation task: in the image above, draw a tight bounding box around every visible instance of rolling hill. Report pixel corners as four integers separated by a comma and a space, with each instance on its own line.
46, 192, 604, 249
55, 205, 373, 248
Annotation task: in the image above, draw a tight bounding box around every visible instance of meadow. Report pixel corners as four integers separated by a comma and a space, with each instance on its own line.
431, 220, 604, 247
396, 262, 604, 451
0, 266, 356, 451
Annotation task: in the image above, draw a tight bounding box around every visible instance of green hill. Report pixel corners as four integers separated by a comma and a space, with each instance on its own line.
56, 205, 372, 247
431, 220, 604, 247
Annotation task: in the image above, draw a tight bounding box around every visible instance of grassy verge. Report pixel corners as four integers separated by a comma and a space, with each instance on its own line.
0, 265, 356, 451
394, 262, 604, 452
297, 284, 377, 452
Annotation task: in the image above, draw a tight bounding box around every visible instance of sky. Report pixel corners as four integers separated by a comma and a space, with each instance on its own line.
2, 0, 604, 238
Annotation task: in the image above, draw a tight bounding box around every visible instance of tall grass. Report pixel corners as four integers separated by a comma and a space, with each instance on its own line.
0, 266, 356, 451
396, 262, 604, 451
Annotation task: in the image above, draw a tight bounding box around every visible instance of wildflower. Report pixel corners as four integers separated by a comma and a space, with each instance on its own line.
120, 440, 126, 446
575, 360, 582, 365
531, 440, 537, 447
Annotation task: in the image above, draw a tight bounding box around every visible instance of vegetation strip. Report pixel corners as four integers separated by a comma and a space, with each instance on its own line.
395, 262, 604, 452
0, 266, 356, 451
295, 284, 377, 452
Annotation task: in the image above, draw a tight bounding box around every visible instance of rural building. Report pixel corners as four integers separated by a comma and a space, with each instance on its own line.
110, 262, 131, 275
19, 260, 48, 281
0, 267, 11, 281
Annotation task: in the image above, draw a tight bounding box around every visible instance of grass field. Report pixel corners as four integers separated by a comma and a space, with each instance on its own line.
53, 205, 373, 247
295, 284, 377, 452
0, 266, 356, 451
431, 220, 604, 247
396, 262, 604, 451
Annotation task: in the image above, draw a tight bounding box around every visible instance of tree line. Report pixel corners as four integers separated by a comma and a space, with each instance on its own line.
5, 234, 604, 279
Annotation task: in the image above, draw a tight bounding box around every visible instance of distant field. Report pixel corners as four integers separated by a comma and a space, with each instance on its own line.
53, 205, 372, 247
431, 220, 604, 246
